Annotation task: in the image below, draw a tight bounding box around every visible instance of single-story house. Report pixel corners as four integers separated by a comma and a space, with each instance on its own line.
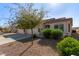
72, 27, 79, 34
17, 17, 73, 36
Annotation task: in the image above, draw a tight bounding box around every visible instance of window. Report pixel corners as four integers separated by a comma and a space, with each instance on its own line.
59, 24, 64, 31
54, 24, 64, 31
54, 25, 58, 29
68, 24, 70, 32
45, 25, 50, 28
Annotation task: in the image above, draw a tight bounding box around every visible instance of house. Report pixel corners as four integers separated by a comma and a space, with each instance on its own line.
18, 17, 73, 36
42, 17, 73, 36
72, 27, 79, 34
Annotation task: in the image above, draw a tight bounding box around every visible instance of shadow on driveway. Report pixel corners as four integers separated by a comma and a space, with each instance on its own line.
37, 38, 59, 52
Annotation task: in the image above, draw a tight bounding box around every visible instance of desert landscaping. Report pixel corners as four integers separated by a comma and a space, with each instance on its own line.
0, 3, 79, 56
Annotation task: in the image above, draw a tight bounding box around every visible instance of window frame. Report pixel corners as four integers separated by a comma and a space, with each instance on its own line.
54, 24, 64, 31
45, 25, 50, 28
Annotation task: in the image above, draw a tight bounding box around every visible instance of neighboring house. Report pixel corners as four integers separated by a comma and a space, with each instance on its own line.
18, 17, 73, 36
72, 27, 79, 34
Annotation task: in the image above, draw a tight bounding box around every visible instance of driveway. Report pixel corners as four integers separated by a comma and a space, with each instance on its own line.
0, 33, 31, 45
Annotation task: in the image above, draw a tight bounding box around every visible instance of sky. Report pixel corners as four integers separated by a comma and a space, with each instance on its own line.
0, 3, 79, 27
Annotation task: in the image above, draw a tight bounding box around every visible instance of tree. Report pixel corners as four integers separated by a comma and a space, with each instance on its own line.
16, 4, 46, 35
5, 4, 47, 55
16, 4, 46, 44
4, 3, 47, 34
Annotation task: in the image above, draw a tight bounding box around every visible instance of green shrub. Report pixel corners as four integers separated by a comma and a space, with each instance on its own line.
42, 29, 63, 39
51, 29, 63, 40
57, 37, 79, 56
42, 29, 52, 39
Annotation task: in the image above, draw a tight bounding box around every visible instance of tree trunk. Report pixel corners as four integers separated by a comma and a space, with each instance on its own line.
31, 28, 33, 45
23, 29, 26, 34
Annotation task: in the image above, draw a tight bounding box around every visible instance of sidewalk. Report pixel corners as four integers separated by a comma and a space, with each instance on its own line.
0, 36, 16, 45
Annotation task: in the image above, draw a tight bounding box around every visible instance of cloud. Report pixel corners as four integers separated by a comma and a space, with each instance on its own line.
48, 3, 61, 7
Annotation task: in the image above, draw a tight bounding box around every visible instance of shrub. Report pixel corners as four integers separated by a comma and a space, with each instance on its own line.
42, 29, 63, 39
42, 29, 52, 39
57, 37, 79, 56
51, 29, 63, 40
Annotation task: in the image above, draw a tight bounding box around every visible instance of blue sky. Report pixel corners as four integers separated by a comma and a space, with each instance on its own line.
0, 3, 79, 27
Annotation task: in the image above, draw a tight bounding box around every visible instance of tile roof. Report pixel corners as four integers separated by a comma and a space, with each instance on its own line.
43, 17, 73, 25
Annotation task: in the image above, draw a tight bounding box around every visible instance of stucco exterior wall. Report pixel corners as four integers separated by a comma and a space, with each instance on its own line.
26, 28, 39, 34
17, 20, 72, 36
43, 21, 72, 35
17, 29, 24, 34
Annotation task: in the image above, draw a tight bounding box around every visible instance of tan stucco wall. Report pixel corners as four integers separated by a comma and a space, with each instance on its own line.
43, 21, 72, 35
34, 21, 71, 35
17, 20, 72, 35
17, 29, 24, 34
26, 28, 39, 34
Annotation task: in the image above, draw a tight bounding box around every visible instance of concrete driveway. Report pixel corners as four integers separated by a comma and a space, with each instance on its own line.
0, 33, 31, 45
